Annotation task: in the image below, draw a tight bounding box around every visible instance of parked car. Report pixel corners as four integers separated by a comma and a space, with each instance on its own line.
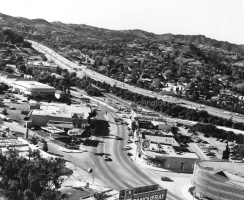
127, 140, 133, 144
128, 132, 133, 136
161, 176, 173, 182
9, 106, 16, 110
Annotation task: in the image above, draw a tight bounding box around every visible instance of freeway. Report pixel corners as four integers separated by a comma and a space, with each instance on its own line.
28, 40, 244, 123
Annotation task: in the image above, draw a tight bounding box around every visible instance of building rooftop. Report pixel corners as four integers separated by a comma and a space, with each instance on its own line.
198, 161, 244, 187
144, 142, 199, 159
32, 103, 91, 119
14, 81, 56, 90
141, 128, 174, 137
27, 61, 57, 67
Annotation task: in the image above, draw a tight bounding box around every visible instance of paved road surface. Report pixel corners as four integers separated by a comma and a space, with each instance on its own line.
28, 40, 244, 124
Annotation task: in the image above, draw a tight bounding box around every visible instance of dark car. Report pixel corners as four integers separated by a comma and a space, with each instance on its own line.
161, 176, 173, 182
116, 136, 122, 140
128, 133, 133, 136
127, 152, 133, 156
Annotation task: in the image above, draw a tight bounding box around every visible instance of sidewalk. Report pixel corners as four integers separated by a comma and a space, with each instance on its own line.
60, 161, 118, 199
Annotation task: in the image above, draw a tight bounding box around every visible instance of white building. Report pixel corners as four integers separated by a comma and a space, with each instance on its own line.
12, 81, 56, 96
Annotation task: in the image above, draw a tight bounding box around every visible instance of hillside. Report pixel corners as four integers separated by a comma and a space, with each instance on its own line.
0, 12, 244, 55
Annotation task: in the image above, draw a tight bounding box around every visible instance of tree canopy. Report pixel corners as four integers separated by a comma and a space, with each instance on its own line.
0, 151, 70, 200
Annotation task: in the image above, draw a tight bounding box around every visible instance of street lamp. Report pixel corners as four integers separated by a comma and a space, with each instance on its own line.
88, 159, 96, 185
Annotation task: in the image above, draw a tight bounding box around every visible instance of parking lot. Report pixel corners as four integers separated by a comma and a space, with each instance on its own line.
0, 94, 30, 123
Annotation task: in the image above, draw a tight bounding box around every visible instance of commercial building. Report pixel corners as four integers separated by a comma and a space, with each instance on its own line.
11, 81, 56, 97
136, 121, 199, 172
26, 60, 58, 72
192, 161, 244, 200
29, 103, 91, 128
138, 135, 199, 172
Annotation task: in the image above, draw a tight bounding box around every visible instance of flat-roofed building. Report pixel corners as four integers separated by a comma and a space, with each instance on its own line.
192, 161, 244, 200
12, 81, 56, 97
29, 103, 91, 128
137, 128, 199, 172
26, 60, 58, 72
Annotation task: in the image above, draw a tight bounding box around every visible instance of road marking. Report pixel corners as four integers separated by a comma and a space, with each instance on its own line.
103, 114, 109, 121
147, 168, 156, 176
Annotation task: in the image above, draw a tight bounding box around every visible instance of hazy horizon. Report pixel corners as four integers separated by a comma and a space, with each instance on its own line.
1, 0, 244, 45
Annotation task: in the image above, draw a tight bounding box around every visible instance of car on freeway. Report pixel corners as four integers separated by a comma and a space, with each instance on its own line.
9, 106, 16, 110
116, 136, 122, 140
125, 145, 132, 150
103, 155, 110, 161
224, 111, 231, 115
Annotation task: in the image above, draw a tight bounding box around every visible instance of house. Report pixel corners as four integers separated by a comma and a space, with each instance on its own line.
55, 90, 65, 99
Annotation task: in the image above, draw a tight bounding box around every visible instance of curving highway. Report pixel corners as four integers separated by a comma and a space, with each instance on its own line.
28, 40, 244, 124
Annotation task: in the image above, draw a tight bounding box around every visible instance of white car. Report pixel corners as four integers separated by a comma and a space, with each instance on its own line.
103, 155, 110, 161
125, 145, 132, 150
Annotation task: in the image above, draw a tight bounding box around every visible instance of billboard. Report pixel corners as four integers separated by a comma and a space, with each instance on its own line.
132, 189, 167, 200
119, 189, 167, 200
67, 129, 83, 136
119, 185, 167, 200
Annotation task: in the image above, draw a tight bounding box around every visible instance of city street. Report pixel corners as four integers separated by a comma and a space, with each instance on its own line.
2, 100, 189, 199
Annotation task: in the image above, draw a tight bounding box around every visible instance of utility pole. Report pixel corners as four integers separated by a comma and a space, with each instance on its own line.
92, 159, 96, 185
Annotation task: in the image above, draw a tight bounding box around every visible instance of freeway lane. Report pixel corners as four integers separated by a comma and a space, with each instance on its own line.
28, 40, 244, 124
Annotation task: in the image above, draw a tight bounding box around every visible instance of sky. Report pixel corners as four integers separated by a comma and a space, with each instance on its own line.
1, 0, 244, 44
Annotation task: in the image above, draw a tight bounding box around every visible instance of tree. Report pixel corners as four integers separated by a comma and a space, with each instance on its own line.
18, 64, 26, 73
26, 68, 33, 75
222, 143, 230, 160
0, 153, 69, 199
4, 66, 14, 74
69, 72, 77, 78
164, 70, 173, 80
30, 136, 38, 145
43, 141, 48, 152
